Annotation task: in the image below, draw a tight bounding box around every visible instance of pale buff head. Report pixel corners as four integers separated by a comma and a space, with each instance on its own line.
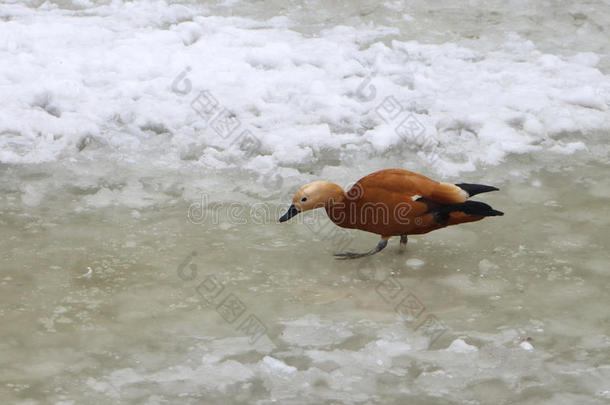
279, 181, 344, 222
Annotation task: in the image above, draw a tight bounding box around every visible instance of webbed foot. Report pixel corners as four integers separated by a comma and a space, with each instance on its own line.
334, 238, 388, 260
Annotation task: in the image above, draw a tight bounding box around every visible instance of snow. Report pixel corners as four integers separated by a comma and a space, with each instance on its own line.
1, 0, 609, 196
445, 339, 478, 353
261, 356, 298, 374
519, 341, 534, 351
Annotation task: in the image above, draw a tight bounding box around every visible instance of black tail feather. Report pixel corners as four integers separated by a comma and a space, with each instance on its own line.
456, 183, 499, 197
438, 201, 504, 220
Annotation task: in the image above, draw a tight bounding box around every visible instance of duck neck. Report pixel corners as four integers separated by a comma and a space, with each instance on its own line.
322, 182, 349, 226
320, 182, 345, 208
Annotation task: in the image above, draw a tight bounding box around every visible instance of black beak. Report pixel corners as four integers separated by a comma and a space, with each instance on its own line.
279, 204, 300, 222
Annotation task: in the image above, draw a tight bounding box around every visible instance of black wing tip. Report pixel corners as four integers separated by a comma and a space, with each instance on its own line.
444, 201, 504, 217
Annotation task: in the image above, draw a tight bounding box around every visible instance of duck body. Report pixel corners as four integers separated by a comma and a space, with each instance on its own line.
325, 169, 501, 238
279, 168, 503, 259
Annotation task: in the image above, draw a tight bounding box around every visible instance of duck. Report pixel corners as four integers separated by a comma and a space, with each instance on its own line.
279, 168, 503, 259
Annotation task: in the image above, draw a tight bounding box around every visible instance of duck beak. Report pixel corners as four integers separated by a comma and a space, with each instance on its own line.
279, 204, 300, 222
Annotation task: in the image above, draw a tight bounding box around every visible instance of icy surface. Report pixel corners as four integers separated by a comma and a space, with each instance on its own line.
1, 1, 610, 404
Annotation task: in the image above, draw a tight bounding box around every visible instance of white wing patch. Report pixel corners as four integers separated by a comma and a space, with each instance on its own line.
411, 194, 422, 201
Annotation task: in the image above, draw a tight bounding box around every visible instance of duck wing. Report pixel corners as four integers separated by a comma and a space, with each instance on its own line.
350, 168, 469, 205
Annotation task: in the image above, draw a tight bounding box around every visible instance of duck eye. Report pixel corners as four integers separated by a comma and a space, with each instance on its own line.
301, 197, 307, 202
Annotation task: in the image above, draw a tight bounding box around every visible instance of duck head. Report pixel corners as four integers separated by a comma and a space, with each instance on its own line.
279, 181, 344, 222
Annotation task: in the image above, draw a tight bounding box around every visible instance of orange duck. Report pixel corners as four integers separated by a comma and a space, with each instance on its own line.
279, 168, 503, 259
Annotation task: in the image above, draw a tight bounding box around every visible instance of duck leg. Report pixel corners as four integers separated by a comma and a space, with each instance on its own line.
334, 238, 388, 260
400, 235, 408, 247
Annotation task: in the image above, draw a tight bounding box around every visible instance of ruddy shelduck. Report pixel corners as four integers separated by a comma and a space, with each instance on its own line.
279, 169, 503, 259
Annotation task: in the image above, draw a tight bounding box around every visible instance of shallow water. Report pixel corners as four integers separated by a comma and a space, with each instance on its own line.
1, 0, 610, 404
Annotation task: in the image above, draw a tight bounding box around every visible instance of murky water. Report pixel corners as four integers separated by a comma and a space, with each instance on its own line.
1, 0, 610, 404
2, 158, 609, 403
